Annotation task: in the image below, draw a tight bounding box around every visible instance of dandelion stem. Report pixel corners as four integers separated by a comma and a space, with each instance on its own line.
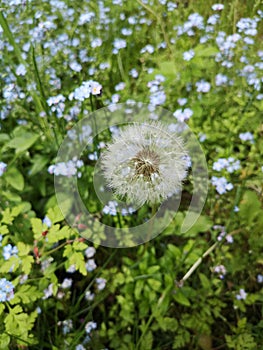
179, 241, 219, 283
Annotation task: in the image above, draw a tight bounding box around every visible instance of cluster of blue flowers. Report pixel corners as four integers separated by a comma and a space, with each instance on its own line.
2, 244, 18, 260
147, 74, 166, 109
69, 80, 102, 101
211, 176, 233, 195
0, 278, 14, 302
48, 158, 83, 177
213, 157, 241, 173
102, 200, 135, 216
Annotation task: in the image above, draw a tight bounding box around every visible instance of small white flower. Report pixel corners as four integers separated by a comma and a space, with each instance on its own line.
101, 122, 188, 206
61, 278, 72, 289
85, 247, 96, 258
183, 49, 195, 61
85, 290, 95, 301
236, 288, 247, 300
85, 259, 97, 272
96, 277, 107, 290
85, 321, 97, 334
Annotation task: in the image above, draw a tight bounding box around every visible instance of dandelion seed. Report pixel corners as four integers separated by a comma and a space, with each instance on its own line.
101, 122, 188, 206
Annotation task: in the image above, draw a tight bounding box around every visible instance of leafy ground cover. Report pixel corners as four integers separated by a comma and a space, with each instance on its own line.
0, 0, 263, 349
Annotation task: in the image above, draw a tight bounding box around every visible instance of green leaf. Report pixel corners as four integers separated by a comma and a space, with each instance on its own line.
239, 191, 262, 226
0, 256, 20, 273
1, 190, 22, 202
48, 225, 71, 243
135, 279, 144, 300
30, 217, 44, 239
46, 205, 65, 224
0, 304, 5, 315
158, 317, 178, 332
167, 244, 181, 259
147, 278, 162, 292
63, 245, 87, 276
0, 334, 10, 349
173, 290, 191, 306
199, 273, 211, 290
0, 226, 8, 240
29, 154, 49, 176
194, 45, 218, 57
21, 256, 34, 275
10, 285, 42, 305
7, 132, 39, 154
147, 265, 160, 274
184, 215, 212, 237
0, 133, 10, 144
4, 306, 37, 344
5, 167, 24, 191
157, 60, 178, 79
17, 242, 31, 256
140, 330, 153, 350
1, 208, 13, 225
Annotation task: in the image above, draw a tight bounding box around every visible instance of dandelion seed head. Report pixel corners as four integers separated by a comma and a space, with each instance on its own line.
101, 122, 188, 206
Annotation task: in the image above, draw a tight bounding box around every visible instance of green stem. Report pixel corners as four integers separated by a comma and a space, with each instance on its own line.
136, 0, 173, 55
117, 52, 125, 81
135, 288, 169, 350
0, 11, 53, 140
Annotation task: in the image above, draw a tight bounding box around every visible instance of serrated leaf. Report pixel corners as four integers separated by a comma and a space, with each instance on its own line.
1, 208, 13, 225
140, 330, 153, 350
30, 217, 44, 238
72, 240, 88, 251
46, 205, 64, 224
0, 256, 20, 273
4, 306, 37, 342
0, 334, 10, 349
69, 251, 87, 276
47, 225, 71, 243
0, 225, 8, 235
17, 242, 31, 256
10, 285, 42, 305
159, 317, 178, 331
21, 255, 34, 275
